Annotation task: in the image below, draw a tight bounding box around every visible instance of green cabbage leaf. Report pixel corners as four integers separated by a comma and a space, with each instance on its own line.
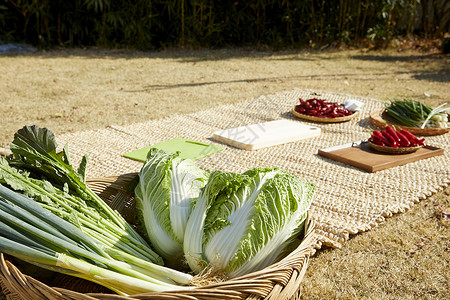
183, 167, 315, 278
135, 148, 209, 264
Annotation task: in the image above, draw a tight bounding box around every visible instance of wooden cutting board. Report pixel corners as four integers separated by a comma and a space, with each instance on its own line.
318, 141, 444, 172
212, 119, 321, 150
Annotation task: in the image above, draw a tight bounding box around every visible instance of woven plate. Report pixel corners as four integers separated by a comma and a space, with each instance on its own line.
0, 173, 317, 300
368, 139, 422, 154
292, 106, 358, 123
369, 108, 450, 136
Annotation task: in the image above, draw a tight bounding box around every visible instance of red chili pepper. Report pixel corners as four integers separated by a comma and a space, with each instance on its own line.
372, 130, 384, 139
385, 126, 400, 143
400, 129, 424, 146
372, 130, 391, 146
381, 130, 398, 147
370, 136, 386, 146
395, 130, 411, 147
295, 106, 305, 113
323, 108, 333, 116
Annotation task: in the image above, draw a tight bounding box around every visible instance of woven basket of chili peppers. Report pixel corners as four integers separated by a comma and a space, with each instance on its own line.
368, 126, 425, 154
367, 139, 421, 154
292, 98, 358, 123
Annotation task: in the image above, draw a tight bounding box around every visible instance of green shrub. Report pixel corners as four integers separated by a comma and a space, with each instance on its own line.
0, 0, 447, 49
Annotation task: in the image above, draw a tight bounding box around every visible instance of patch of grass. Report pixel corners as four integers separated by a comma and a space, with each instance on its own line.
303, 185, 449, 299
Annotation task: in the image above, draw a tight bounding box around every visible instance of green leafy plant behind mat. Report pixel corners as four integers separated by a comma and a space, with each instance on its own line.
1, 0, 445, 49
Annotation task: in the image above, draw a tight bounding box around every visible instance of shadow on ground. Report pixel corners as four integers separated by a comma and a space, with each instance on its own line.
411, 69, 449, 82
351, 53, 450, 83
125, 70, 424, 92
2, 46, 448, 84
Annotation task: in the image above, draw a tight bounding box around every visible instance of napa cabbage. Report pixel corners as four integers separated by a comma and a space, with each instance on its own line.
183, 167, 315, 278
134, 148, 209, 264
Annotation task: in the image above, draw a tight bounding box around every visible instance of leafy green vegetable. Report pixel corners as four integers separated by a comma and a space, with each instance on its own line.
183, 167, 315, 278
0, 125, 195, 293
0, 155, 163, 264
9, 125, 120, 226
3, 125, 162, 264
0, 185, 193, 295
135, 148, 209, 264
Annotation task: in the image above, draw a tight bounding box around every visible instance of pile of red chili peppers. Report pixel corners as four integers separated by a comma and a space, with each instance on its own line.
294, 98, 354, 118
370, 126, 425, 147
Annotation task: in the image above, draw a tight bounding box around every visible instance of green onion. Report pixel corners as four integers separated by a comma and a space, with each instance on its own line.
0, 185, 193, 296
384, 99, 449, 129
0, 125, 196, 294
0, 156, 162, 264
8, 126, 158, 262
421, 103, 450, 129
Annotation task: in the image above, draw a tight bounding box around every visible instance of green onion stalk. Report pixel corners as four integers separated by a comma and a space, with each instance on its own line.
0, 185, 193, 296
7, 126, 155, 258
384, 99, 449, 129
0, 125, 195, 293
0, 156, 162, 263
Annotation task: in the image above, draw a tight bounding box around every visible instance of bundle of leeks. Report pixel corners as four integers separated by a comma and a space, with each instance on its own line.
0, 125, 193, 296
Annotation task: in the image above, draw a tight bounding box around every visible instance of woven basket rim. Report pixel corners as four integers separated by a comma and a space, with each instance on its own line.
367, 139, 422, 154
0, 173, 317, 300
369, 108, 450, 136
291, 106, 358, 123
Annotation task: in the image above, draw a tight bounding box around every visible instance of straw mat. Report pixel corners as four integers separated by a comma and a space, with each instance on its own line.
55, 89, 449, 249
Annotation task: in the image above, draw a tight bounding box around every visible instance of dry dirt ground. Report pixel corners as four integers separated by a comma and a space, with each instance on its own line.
0, 47, 449, 299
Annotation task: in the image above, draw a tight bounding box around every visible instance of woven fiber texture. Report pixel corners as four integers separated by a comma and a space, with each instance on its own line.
55, 88, 449, 249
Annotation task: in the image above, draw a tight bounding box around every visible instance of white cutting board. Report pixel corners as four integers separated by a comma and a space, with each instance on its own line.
212, 119, 321, 150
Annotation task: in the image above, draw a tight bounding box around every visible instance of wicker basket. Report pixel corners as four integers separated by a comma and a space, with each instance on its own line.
367, 139, 422, 154
0, 173, 316, 300
369, 108, 450, 136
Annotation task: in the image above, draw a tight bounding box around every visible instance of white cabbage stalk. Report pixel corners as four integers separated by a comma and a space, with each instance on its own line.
183, 167, 315, 278
135, 148, 209, 263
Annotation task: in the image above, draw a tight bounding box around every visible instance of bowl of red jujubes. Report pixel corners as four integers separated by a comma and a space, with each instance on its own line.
369, 125, 425, 154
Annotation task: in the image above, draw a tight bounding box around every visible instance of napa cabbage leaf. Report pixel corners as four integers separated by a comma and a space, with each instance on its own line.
135, 148, 209, 264
183, 167, 314, 278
